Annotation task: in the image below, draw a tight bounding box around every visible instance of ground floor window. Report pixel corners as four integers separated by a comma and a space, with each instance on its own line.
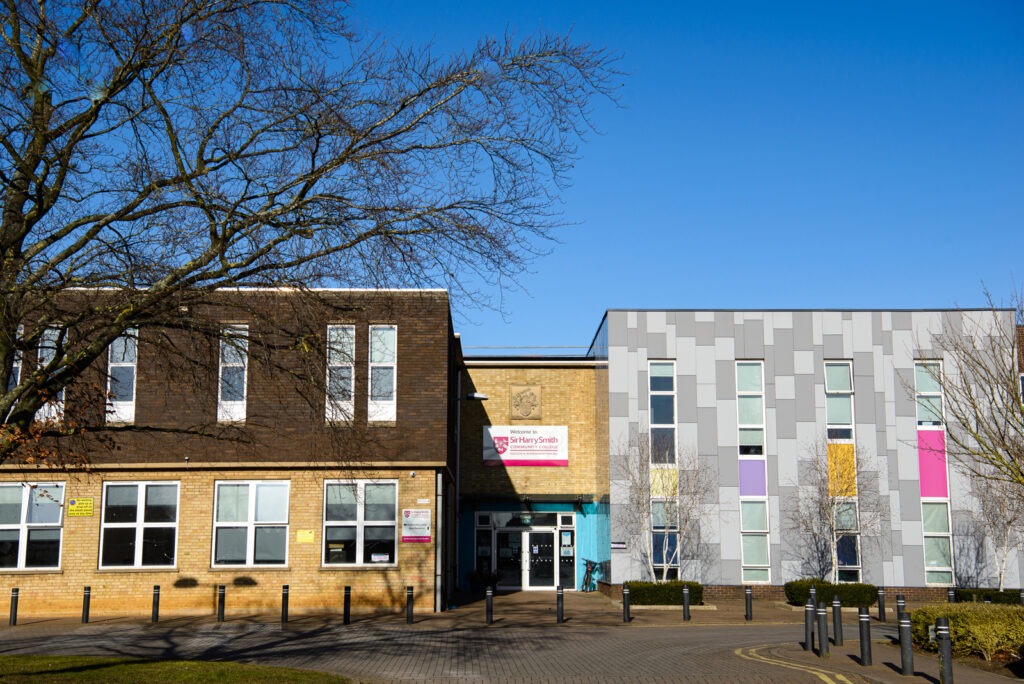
922, 500, 953, 584
651, 499, 679, 580
0, 483, 64, 569
101, 482, 178, 568
213, 481, 289, 566
323, 480, 397, 565
740, 499, 770, 583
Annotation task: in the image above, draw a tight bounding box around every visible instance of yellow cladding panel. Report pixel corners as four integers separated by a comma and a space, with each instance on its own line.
650, 468, 678, 497
827, 443, 857, 497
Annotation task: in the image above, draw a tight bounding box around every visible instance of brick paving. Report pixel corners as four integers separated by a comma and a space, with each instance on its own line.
0, 592, 1014, 683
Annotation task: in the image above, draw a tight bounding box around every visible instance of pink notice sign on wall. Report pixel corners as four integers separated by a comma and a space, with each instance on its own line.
918, 429, 949, 498
483, 426, 569, 466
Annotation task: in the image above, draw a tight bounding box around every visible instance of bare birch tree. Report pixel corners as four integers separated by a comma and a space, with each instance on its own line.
0, 0, 618, 462
966, 466, 1024, 590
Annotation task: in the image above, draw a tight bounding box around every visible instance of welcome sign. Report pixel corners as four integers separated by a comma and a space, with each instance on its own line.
483, 426, 569, 466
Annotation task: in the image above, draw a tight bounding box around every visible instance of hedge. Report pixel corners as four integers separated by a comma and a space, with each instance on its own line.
625, 581, 703, 605
955, 588, 1024, 606
910, 603, 1024, 661
783, 578, 877, 607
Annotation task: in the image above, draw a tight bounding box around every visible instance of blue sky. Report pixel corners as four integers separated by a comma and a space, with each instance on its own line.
351, 2, 1024, 353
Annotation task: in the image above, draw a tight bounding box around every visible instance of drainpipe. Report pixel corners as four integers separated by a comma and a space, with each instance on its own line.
435, 470, 443, 612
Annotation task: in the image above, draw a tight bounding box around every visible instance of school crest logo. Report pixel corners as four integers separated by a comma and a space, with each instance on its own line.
493, 436, 509, 455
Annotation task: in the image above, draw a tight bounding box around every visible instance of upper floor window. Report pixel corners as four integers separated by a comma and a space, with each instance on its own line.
914, 362, 943, 427
825, 361, 854, 441
217, 325, 248, 423
107, 328, 138, 424
35, 327, 64, 421
213, 480, 289, 566
326, 325, 355, 423
649, 361, 676, 464
0, 483, 64, 569
6, 325, 21, 393
100, 482, 178, 568
736, 361, 764, 456
368, 325, 397, 422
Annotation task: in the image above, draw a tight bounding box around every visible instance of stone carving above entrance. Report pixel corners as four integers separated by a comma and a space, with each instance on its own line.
510, 385, 542, 420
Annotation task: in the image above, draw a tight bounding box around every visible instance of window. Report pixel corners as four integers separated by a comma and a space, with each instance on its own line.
835, 501, 860, 582
740, 500, 770, 583
0, 483, 64, 569
100, 482, 178, 568
651, 499, 679, 580
324, 481, 397, 565
326, 325, 355, 422
915, 362, 943, 427
736, 362, 764, 455
825, 361, 854, 441
35, 327, 64, 421
368, 325, 397, 422
217, 325, 248, 423
107, 328, 138, 424
649, 361, 676, 464
922, 501, 953, 584
6, 325, 21, 393
213, 481, 289, 566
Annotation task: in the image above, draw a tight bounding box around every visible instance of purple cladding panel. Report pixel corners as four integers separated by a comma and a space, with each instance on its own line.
918, 429, 949, 498
738, 459, 767, 497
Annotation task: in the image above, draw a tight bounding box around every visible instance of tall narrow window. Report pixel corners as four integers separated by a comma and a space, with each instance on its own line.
368, 325, 397, 422
835, 501, 861, 582
649, 361, 676, 464
740, 500, 770, 583
100, 482, 178, 568
736, 362, 764, 455
217, 325, 248, 423
651, 499, 679, 580
323, 480, 397, 565
915, 362, 943, 427
213, 481, 289, 566
737, 360, 768, 583
326, 325, 355, 423
922, 501, 953, 584
35, 327, 64, 421
107, 328, 138, 424
0, 483, 64, 569
825, 361, 854, 441
6, 325, 21, 393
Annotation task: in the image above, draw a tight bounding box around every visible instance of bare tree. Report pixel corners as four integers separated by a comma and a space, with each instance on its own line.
0, 1, 618, 462
920, 294, 1024, 490
965, 466, 1024, 590
618, 432, 715, 582
786, 440, 879, 583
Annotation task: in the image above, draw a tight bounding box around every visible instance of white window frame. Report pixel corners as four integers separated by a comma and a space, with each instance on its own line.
212, 480, 290, 567
921, 499, 954, 585
914, 361, 944, 428
834, 499, 861, 582
0, 482, 65, 570
736, 361, 765, 457
651, 498, 680, 579
648, 361, 676, 464
368, 325, 397, 422
6, 325, 22, 394
99, 481, 179, 569
106, 328, 138, 424
326, 325, 355, 423
824, 361, 854, 442
323, 480, 398, 566
217, 325, 248, 424
739, 499, 770, 583
35, 326, 64, 422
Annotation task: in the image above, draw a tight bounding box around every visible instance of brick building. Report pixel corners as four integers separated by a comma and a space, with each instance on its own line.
0, 289, 460, 617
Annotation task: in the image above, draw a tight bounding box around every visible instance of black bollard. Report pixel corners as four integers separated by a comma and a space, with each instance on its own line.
343, 586, 351, 625
877, 588, 886, 622
485, 586, 493, 625
816, 602, 829, 657
803, 598, 815, 651
858, 607, 872, 666
1020, 588, 1024, 606
895, 593, 905, 616
622, 584, 630, 623
744, 586, 752, 621
217, 584, 225, 622
898, 611, 914, 676
557, 585, 565, 624
81, 586, 91, 624
151, 585, 160, 623
936, 616, 953, 684
682, 585, 691, 622
281, 584, 289, 624
947, 588, 956, 603
8, 588, 18, 626
832, 595, 843, 646
405, 586, 414, 624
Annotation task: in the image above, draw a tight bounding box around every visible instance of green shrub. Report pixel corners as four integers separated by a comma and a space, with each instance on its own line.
783, 578, 877, 607
625, 580, 703, 605
910, 603, 1024, 661
955, 588, 1023, 606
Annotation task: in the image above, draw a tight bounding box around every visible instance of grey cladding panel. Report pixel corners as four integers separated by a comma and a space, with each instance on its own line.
794, 374, 817, 423
892, 311, 912, 331
792, 312, 813, 350
743, 321, 765, 359
696, 322, 715, 346
716, 360, 735, 400
647, 332, 666, 359
774, 400, 796, 439
823, 334, 843, 359
697, 407, 719, 455
678, 376, 698, 422
672, 311, 696, 337
715, 311, 734, 337
773, 329, 794, 375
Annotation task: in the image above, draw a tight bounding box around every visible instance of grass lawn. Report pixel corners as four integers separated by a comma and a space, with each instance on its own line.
0, 655, 349, 682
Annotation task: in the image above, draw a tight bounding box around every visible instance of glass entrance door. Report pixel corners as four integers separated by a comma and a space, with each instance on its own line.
525, 531, 555, 588
495, 530, 522, 588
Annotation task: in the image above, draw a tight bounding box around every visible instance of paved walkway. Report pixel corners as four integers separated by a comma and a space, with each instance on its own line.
0, 592, 1015, 683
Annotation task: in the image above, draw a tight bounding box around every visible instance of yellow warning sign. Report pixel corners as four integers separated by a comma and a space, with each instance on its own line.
67, 498, 94, 517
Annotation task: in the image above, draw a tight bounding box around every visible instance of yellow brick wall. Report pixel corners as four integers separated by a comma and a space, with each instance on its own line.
0, 467, 440, 618
460, 363, 607, 500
